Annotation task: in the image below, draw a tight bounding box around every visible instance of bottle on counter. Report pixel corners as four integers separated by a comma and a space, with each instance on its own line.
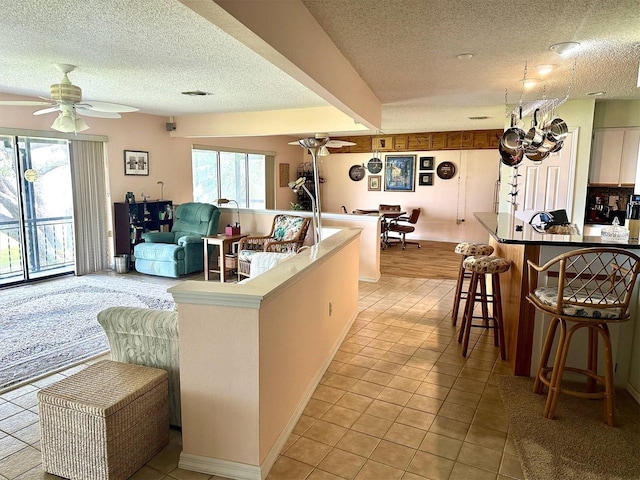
627, 202, 640, 239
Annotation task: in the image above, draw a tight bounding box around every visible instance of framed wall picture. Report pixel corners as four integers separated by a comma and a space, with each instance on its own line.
279, 163, 290, 187
372, 136, 394, 151
368, 175, 381, 191
384, 155, 416, 192
419, 156, 434, 170
436, 161, 457, 179
124, 150, 149, 176
419, 172, 434, 186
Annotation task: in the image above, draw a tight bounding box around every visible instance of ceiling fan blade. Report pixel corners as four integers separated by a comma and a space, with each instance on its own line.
326, 140, 356, 147
75, 107, 121, 118
0, 100, 55, 106
33, 106, 60, 116
78, 101, 138, 113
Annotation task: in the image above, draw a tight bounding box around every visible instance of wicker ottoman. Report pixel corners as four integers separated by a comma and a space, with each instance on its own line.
38, 360, 169, 480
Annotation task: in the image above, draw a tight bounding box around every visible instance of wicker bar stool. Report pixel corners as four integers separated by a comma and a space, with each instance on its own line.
451, 242, 494, 326
526, 247, 640, 426
457, 255, 511, 358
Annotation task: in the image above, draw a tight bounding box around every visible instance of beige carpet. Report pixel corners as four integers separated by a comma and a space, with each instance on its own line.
498, 375, 640, 480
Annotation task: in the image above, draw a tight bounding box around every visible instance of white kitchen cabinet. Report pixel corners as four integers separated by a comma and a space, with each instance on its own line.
590, 127, 640, 186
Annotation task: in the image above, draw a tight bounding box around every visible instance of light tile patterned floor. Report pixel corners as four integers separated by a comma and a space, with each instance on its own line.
0, 275, 524, 480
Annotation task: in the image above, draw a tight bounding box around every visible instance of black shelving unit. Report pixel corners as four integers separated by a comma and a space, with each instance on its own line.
296, 162, 316, 211
113, 200, 173, 255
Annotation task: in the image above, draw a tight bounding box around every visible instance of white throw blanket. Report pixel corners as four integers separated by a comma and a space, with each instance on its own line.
249, 252, 295, 278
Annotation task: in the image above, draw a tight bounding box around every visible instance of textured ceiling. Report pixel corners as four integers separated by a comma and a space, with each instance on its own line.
0, 0, 638, 134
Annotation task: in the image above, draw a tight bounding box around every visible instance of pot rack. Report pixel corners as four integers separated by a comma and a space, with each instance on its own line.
509, 96, 567, 120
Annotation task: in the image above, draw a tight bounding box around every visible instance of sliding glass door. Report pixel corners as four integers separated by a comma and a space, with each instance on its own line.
0, 135, 75, 286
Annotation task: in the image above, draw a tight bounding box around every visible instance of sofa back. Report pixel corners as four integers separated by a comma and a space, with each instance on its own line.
172, 202, 219, 239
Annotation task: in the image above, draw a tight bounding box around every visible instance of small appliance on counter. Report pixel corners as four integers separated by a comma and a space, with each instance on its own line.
627, 195, 640, 239
586, 194, 627, 225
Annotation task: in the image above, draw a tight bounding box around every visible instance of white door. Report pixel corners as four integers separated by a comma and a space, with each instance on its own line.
520, 130, 577, 219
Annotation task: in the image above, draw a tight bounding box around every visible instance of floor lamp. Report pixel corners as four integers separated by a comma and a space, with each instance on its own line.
288, 134, 355, 243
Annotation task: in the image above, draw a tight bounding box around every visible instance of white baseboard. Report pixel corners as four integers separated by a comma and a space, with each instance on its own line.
626, 383, 640, 404
179, 453, 261, 480
359, 274, 380, 283
178, 309, 358, 480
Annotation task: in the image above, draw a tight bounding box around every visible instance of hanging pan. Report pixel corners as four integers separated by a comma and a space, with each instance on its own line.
499, 141, 523, 167
524, 109, 545, 153
500, 107, 526, 151
526, 149, 550, 162
547, 117, 568, 143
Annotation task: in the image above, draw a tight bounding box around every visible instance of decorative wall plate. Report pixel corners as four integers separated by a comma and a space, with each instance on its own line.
349, 164, 366, 181
367, 157, 383, 174
436, 161, 456, 179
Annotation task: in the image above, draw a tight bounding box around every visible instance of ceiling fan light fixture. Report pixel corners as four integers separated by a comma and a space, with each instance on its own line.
51, 110, 89, 133
549, 42, 580, 55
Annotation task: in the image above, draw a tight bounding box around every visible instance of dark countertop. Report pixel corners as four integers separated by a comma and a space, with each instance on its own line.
474, 212, 640, 249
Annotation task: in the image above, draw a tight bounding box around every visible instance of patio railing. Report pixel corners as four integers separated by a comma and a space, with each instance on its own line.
0, 216, 75, 285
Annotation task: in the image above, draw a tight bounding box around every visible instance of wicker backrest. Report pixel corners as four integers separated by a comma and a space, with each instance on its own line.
528, 247, 640, 317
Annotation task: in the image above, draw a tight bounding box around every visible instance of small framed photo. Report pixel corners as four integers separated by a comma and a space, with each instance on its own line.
368, 175, 381, 191
124, 150, 149, 176
372, 136, 394, 151
419, 172, 434, 186
419, 156, 434, 170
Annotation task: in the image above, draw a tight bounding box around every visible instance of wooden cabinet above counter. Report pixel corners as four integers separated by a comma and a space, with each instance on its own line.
589, 127, 640, 186
330, 129, 503, 153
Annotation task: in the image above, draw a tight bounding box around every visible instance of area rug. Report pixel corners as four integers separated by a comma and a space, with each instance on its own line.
0, 274, 177, 391
498, 375, 640, 480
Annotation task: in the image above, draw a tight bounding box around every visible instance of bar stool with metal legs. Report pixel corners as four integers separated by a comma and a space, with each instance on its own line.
457, 255, 511, 358
451, 242, 494, 326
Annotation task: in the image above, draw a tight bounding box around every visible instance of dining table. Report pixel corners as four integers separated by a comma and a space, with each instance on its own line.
354, 208, 406, 247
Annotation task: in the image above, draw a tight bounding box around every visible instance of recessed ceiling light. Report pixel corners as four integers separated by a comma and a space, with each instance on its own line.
549, 42, 580, 55
522, 78, 541, 89
588, 91, 605, 96
181, 90, 214, 96
457, 53, 474, 60
536, 64, 556, 75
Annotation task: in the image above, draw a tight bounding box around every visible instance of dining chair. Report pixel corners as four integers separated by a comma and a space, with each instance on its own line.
378, 204, 402, 248
378, 204, 401, 212
386, 208, 421, 249
526, 247, 640, 426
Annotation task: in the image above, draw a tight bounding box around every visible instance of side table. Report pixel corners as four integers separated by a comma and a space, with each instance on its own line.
203, 234, 248, 282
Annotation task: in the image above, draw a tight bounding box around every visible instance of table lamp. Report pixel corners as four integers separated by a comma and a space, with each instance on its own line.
216, 198, 241, 235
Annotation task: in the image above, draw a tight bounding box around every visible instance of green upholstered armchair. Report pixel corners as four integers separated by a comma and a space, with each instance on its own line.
134, 202, 219, 277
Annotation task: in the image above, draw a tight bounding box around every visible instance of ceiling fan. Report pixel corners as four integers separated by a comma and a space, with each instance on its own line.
288, 133, 355, 154
0, 63, 139, 133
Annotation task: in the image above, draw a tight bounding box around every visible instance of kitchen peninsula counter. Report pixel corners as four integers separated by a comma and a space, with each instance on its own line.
474, 212, 640, 381
475, 212, 640, 248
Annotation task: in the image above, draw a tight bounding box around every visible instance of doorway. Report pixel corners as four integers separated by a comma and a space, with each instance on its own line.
0, 135, 75, 286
